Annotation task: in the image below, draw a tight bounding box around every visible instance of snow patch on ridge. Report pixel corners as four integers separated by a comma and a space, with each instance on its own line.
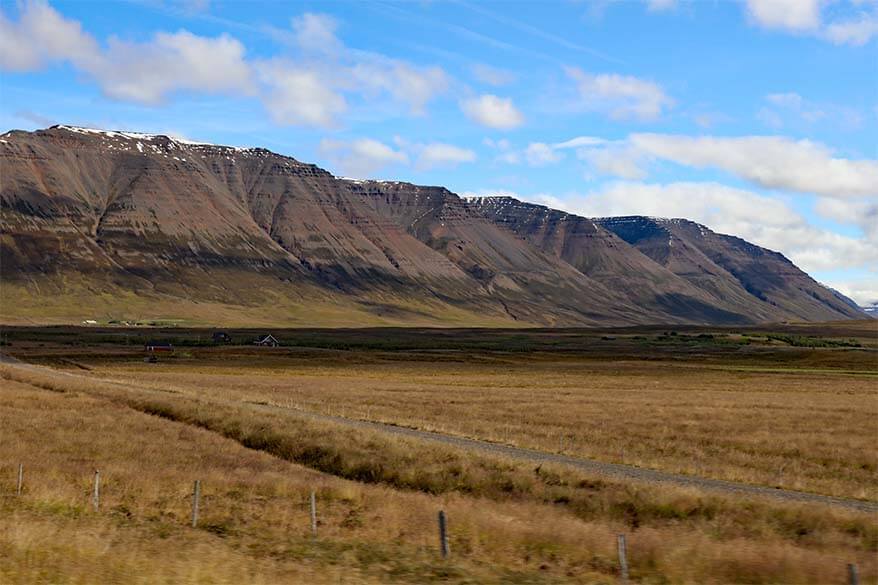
51, 125, 256, 152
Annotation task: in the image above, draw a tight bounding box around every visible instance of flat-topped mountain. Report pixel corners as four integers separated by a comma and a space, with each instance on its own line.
0, 126, 864, 326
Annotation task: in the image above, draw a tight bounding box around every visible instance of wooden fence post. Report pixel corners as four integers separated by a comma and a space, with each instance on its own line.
438, 510, 449, 558
848, 563, 859, 585
191, 480, 201, 528
93, 470, 100, 511
16, 464, 23, 496
310, 491, 318, 539
617, 534, 629, 584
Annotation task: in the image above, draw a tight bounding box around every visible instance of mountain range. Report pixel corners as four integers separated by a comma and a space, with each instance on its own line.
0, 125, 865, 326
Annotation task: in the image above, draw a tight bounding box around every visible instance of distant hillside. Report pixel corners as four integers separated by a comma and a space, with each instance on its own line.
0, 125, 865, 326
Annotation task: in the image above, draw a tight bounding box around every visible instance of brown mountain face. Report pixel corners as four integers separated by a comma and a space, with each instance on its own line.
470, 197, 861, 323
0, 125, 864, 326
595, 216, 864, 323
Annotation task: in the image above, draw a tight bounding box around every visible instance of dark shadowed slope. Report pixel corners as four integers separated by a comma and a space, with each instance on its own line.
595, 216, 863, 322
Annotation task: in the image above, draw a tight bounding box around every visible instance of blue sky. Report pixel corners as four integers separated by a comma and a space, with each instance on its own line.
1, 0, 876, 304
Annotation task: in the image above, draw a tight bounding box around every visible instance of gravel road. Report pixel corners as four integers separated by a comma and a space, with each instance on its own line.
3, 355, 875, 514
257, 403, 878, 514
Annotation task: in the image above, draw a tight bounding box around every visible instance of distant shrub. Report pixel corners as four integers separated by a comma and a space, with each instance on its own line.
766, 334, 861, 348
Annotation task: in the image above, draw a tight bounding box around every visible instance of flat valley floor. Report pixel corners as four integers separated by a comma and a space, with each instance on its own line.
1, 322, 876, 584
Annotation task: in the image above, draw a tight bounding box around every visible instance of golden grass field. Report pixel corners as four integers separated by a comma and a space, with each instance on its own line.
1, 324, 876, 583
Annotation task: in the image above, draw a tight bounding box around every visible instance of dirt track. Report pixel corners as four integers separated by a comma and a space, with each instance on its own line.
258, 403, 878, 513
3, 356, 876, 514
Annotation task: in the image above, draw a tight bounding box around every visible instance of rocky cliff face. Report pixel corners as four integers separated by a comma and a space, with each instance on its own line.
0, 126, 864, 326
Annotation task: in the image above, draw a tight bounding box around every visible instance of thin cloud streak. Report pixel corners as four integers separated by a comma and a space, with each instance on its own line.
454, 0, 624, 65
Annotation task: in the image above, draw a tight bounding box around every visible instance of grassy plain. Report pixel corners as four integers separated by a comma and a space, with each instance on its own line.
1, 323, 876, 583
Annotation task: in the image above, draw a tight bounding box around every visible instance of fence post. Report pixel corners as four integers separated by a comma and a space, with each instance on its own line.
617, 534, 629, 584
438, 510, 449, 558
848, 563, 859, 585
191, 480, 201, 528
93, 470, 100, 511
310, 491, 318, 539
16, 464, 23, 496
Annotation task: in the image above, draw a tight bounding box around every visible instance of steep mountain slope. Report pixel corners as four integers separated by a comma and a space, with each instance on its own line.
0, 126, 642, 326
469, 197, 861, 323
595, 216, 863, 322
470, 197, 758, 323
0, 125, 864, 326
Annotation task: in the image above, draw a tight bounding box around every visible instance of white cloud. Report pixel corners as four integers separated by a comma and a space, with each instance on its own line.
826, 279, 878, 306
574, 181, 877, 274
319, 138, 408, 177
565, 67, 673, 120
525, 142, 563, 166
350, 59, 448, 115
766, 92, 804, 109
292, 12, 341, 54
495, 151, 522, 165
580, 147, 647, 179
760, 92, 831, 128
483, 137, 512, 150
552, 136, 607, 149
823, 12, 878, 45
507, 131, 878, 197
178, 0, 211, 12
756, 107, 784, 129
494, 137, 568, 167
530, 193, 571, 210
692, 112, 729, 129
647, 0, 678, 11
257, 61, 345, 127
416, 143, 477, 169
0, 0, 98, 71
628, 134, 878, 198
460, 94, 525, 129
814, 197, 878, 243
0, 2, 253, 104
94, 31, 254, 104
470, 63, 516, 86
743, 0, 878, 45
745, 0, 821, 31
0, 3, 449, 126
320, 136, 476, 174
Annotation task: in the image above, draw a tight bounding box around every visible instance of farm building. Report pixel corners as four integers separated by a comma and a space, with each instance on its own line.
254, 334, 279, 347
212, 331, 232, 344
144, 341, 174, 353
